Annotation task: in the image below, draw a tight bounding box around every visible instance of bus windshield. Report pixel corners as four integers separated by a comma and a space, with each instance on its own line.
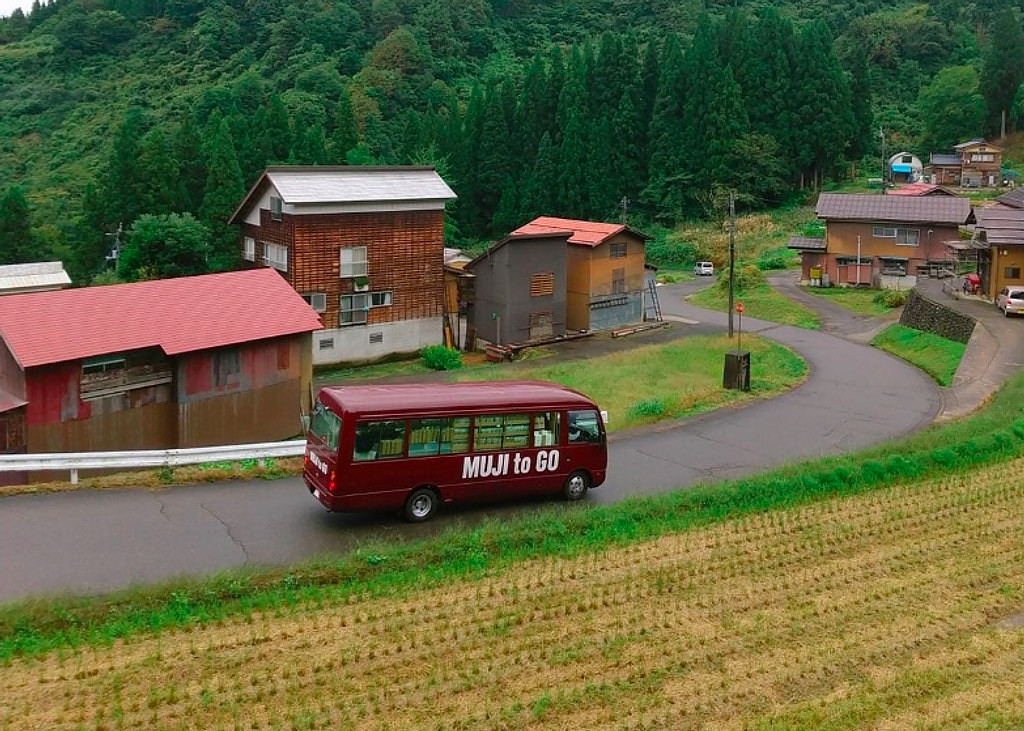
309, 401, 341, 451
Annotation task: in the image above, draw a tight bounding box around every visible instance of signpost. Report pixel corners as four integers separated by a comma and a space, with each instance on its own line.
723, 301, 750, 391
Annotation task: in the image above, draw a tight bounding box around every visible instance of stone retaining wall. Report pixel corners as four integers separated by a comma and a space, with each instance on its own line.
899, 289, 975, 344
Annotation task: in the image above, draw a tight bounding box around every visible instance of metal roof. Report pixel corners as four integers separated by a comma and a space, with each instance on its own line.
977, 207, 1024, 246
0, 269, 322, 369
787, 236, 826, 250
954, 138, 999, 150
513, 216, 650, 246
996, 189, 1024, 210
320, 381, 596, 417
930, 154, 960, 166
816, 193, 972, 225
0, 261, 71, 294
230, 166, 456, 223
887, 182, 956, 197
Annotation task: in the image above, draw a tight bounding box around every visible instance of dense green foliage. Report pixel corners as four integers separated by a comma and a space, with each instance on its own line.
871, 323, 966, 386
0, 0, 1022, 282
419, 345, 463, 370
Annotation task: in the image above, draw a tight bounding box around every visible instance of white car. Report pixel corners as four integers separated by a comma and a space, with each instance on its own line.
693, 261, 715, 277
996, 287, 1024, 317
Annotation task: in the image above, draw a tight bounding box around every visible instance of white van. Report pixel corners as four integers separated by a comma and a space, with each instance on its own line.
693, 261, 715, 277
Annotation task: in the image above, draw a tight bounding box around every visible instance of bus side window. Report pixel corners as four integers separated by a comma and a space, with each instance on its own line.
439, 417, 470, 454
532, 412, 560, 447
354, 420, 406, 461
409, 419, 442, 457
473, 415, 504, 451
568, 410, 601, 444
502, 414, 530, 448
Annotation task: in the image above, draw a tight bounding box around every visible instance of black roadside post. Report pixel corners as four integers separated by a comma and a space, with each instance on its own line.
724, 301, 750, 391
727, 190, 736, 338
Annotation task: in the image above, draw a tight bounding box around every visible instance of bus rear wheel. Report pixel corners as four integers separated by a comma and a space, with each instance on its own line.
563, 470, 590, 501
404, 487, 439, 522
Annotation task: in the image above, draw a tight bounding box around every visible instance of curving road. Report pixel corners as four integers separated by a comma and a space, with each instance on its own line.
0, 282, 940, 602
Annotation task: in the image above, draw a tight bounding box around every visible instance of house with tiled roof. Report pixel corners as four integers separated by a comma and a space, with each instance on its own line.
974, 206, 1024, 301
0, 269, 321, 474
510, 217, 650, 333
230, 165, 457, 365
788, 193, 974, 287
925, 139, 1003, 188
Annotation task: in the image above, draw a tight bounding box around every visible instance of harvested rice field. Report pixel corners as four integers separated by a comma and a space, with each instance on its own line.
3, 459, 1024, 730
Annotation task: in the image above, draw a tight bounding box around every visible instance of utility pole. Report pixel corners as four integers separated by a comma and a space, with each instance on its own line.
727, 190, 736, 339
620, 196, 629, 224
879, 126, 887, 194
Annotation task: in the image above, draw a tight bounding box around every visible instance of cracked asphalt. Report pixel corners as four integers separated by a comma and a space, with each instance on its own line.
0, 281, 940, 602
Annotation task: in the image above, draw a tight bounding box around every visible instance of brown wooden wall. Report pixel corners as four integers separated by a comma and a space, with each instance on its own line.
178, 377, 305, 447
586, 233, 647, 297
565, 245, 592, 331
826, 221, 960, 266
988, 246, 1024, 300
0, 338, 24, 402
27, 401, 177, 454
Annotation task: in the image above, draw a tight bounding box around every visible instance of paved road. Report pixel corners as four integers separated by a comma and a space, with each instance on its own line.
0, 282, 940, 602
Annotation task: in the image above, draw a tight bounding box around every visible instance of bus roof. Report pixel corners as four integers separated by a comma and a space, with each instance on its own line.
318, 380, 596, 417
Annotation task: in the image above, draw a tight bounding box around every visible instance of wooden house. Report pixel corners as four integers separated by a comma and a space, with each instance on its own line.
975, 207, 1024, 301
230, 166, 457, 365
789, 193, 974, 288
926, 139, 1003, 188
465, 232, 572, 346
0, 262, 70, 296
0, 270, 321, 478
512, 217, 649, 331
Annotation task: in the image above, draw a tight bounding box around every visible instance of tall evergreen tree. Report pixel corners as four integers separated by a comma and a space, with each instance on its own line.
174, 112, 206, 213
475, 82, 514, 236
522, 131, 558, 219
742, 9, 797, 173
261, 92, 292, 163
644, 34, 688, 216
558, 108, 590, 218
491, 176, 522, 234
136, 127, 181, 216
228, 108, 260, 186
843, 43, 874, 169
329, 89, 358, 162
200, 113, 245, 270
981, 8, 1024, 137
0, 186, 37, 265
515, 54, 551, 170
591, 31, 634, 116
637, 39, 659, 133
613, 86, 646, 203
107, 106, 149, 227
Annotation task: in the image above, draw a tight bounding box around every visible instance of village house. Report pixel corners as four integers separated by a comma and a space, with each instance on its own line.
511, 217, 649, 332
973, 206, 1024, 301
789, 193, 974, 288
465, 231, 572, 346
926, 139, 1003, 188
0, 269, 321, 476
230, 166, 457, 365
886, 182, 957, 197
0, 261, 71, 296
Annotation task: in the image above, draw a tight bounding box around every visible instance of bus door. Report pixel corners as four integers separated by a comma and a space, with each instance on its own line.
563, 408, 606, 478
347, 419, 409, 509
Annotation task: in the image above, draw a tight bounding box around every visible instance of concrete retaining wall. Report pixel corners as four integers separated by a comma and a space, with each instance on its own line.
900, 290, 975, 344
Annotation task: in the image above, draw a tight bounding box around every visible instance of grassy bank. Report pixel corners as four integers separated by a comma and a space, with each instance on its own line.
871, 323, 967, 386
805, 285, 894, 316
458, 334, 806, 430
688, 283, 821, 329
4, 364, 1024, 665
2, 432, 1023, 728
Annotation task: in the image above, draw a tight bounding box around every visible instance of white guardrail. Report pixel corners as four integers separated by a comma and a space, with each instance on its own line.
0, 440, 306, 484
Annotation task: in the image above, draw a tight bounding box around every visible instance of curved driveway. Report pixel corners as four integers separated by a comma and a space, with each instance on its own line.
0, 283, 940, 602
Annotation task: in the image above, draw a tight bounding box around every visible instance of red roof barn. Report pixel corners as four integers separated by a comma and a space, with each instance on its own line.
0, 269, 321, 477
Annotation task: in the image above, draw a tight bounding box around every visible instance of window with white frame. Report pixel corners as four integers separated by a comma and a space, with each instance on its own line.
370, 291, 392, 307
263, 242, 288, 271
895, 228, 920, 246
340, 293, 370, 325
243, 236, 255, 261
340, 246, 368, 278
872, 227, 896, 239
301, 292, 327, 312
971, 153, 994, 163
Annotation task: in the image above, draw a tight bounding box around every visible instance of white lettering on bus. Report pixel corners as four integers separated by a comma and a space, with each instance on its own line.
308, 450, 329, 475
462, 450, 560, 480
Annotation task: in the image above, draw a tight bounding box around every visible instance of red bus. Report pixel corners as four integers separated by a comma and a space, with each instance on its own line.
303, 381, 607, 521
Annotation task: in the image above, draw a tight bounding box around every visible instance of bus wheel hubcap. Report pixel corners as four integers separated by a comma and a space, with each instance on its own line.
412, 495, 432, 517
569, 476, 585, 496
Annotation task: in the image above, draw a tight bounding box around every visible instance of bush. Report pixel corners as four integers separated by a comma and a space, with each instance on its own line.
646, 229, 698, 269
628, 398, 669, 420
715, 263, 765, 294
756, 247, 795, 271
420, 346, 462, 370
873, 289, 909, 308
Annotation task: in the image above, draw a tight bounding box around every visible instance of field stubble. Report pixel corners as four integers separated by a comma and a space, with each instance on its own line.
2, 459, 1023, 730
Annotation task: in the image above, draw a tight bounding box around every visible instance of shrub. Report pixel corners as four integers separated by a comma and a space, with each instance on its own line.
715, 263, 765, 294
628, 399, 669, 420
646, 229, 698, 269
756, 247, 795, 271
873, 289, 909, 308
420, 345, 462, 371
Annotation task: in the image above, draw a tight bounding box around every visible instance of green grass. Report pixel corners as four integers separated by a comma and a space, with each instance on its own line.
314, 356, 432, 383
871, 324, 966, 386
456, 335, 807, 430
805, 286, 892, 316
5, 365, 1024, 663
688, 283, 822, 329
654, 269, 696, 284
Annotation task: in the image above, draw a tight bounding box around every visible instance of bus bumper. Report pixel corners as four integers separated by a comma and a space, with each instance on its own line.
591, 469, 607, 488
305, 476, 336, 512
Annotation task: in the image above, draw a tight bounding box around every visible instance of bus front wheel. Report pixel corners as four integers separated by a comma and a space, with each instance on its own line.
563, 471, 590, 501
404, 487, 439, 522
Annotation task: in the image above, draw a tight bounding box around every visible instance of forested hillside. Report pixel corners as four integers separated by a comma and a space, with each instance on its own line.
1, 0, 1022, 283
